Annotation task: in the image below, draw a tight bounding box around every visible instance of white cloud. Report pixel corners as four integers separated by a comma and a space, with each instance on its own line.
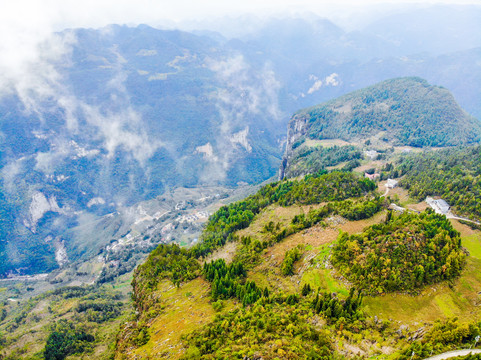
0, 15, 164, 170
201, 54, 282, 182
325, 73, 340, 86
80, 104, 162, 164
307, 80, 323, 94
306, 73, 340, 94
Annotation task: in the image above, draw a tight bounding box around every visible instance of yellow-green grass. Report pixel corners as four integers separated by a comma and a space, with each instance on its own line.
303, 139, 353, 148
133, 278, 237, 359
452, 219, 481, 259
463, 234, 481, 259
236, 204, 305, 241
302, 267, 349, 296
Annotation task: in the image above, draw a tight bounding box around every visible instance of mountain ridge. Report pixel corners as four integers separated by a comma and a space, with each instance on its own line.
279, 77, 481, 179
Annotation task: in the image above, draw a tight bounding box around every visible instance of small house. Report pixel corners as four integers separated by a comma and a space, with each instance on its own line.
365, 172, 380, 181
426, 197, 450, 215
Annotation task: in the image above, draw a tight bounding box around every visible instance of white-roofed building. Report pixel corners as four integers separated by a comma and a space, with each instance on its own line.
385, 179, 398, 189
426, 197, 450, 215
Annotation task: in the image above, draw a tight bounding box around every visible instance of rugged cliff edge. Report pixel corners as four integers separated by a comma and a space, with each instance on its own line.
278, 112, 310, 179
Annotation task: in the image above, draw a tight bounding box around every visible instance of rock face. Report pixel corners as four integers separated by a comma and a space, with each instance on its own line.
54, 238, 69, 267
278, 114, 309, 179
24, 192, 62, 233
230, 127, 252, 153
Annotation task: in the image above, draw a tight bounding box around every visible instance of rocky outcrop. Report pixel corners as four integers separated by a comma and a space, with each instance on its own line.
230, 127, 252, 153
54, 238, 69, 267
278, 114, 309, 179
24, 192, 62, 233
195, 142, 216, 159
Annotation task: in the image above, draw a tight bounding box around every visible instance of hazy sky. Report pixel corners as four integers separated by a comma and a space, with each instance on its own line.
4, 0, 481, 31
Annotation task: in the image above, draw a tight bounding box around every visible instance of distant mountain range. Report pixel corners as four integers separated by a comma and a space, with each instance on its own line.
1, 5, 480, 276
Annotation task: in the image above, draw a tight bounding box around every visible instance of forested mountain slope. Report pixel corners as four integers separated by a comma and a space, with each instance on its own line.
280, 77, 481, 179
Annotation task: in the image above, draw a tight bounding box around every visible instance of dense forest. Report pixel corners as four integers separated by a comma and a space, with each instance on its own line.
182, 297, 333, 359
284, 144, 362, 178
294, 77, 481, 147
391, 145, 481, 222
332, 210, 465, 294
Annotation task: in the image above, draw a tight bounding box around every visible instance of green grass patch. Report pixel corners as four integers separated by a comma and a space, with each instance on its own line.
462, 233, 481, 259
433, 293, 457, 318
302, 269, 348, 296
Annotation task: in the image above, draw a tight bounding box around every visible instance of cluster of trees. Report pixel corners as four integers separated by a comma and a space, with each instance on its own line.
204, 259, 266, 307
181, 299, 333, 359
131, 244, 201, 311
312, 288, 363, 324
332, 210, 465, 294
394, 145, 481, 222
291, 196, 384, 230
75, 300, 122, 323
398, 318, 481, 360
286, 144, 362, 178
278, 172, 376, 206
281, 246, 302, 276
44, 320, 95, 360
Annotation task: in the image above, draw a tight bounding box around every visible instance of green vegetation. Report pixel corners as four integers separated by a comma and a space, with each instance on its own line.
204, 259, 265, 306
44, 320, 95, 360
296, 77, 481, 147
393, 145, 481, 221
332, 210, 465, 294
281, 246, 303, 276
397, 318, 481, 359
119, 170, 382, 358
286, 144, 362, 178
312, 288, 363, 324
182, 298, 333, 359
